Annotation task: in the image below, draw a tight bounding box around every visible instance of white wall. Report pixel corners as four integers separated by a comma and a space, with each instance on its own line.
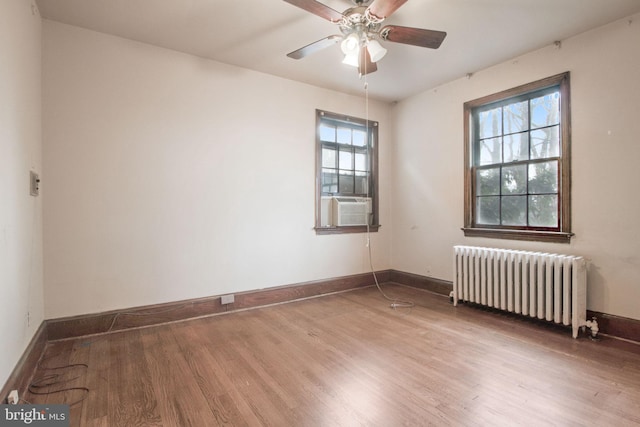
0, 1, 44, 388
391, 14, 640, 321
42, 21, 392, 319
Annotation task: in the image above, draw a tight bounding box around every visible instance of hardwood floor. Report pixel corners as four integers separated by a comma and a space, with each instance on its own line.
26, 285, 640, 426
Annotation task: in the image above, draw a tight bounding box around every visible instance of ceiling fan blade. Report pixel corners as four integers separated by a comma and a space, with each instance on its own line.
287, 35, 342, 59
366, 0, 408, 20
381, 25, 447, 49
358, 48, 378, 76
283, 0, 344, 22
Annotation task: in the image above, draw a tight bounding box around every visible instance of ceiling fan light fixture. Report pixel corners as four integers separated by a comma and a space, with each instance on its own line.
340, 33, 360, 55
366, 39, 387, 62
342, 52, 360, 67
283, 0, 447, 76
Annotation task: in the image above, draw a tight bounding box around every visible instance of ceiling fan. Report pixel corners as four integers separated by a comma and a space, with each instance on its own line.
283, 0, 446, 76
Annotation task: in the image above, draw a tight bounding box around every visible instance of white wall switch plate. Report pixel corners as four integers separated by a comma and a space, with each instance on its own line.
30, 171, 40, 196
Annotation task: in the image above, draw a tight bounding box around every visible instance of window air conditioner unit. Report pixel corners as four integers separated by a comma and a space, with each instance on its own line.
331, 197, 372, 226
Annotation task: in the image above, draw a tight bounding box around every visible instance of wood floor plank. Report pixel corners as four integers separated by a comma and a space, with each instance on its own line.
78, 337, 110, 426
65, 339, 91, 426
108, 330, 162, 426
195, 314, 315, 426
278, 297, 457, 424
236, 310, 375, 426
139, 327, 215, 426
170, 320, 265, 426
25, 285, 640, 426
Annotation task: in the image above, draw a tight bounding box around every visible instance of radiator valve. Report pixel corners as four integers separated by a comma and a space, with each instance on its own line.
584, 317, 599, 340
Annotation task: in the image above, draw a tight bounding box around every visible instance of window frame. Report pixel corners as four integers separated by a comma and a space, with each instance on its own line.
462, 72, 573, 243
315, 109, 380, 235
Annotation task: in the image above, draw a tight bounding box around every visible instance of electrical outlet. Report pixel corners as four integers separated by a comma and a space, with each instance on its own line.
7, 390, 19, 404
220, 294, 235, 305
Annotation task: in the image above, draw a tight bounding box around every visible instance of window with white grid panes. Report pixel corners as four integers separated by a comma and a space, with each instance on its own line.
315, 110, 379, 234
463, 73, 572, 243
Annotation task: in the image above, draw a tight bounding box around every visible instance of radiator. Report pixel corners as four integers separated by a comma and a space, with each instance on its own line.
453, 245, 596, 338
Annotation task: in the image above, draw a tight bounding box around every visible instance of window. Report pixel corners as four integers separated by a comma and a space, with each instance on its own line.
463, 72, 572, 243
315, 110, 379, 234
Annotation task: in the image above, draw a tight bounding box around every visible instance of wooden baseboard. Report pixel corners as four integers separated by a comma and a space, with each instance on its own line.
47, 270, 393, 341
388, 270, 453, 296
36, 270, 640, 344
587, 310, 640, 343
0, 321, 47, 402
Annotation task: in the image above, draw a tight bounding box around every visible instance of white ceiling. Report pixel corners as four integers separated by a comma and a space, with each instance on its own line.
36, 0, 640, 102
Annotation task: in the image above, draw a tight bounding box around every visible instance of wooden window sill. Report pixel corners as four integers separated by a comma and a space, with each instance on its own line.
315, 224, 381, 235
461, 227, 573, 244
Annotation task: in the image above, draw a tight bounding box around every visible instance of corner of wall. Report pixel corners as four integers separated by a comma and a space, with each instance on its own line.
0, 0, 45, 391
